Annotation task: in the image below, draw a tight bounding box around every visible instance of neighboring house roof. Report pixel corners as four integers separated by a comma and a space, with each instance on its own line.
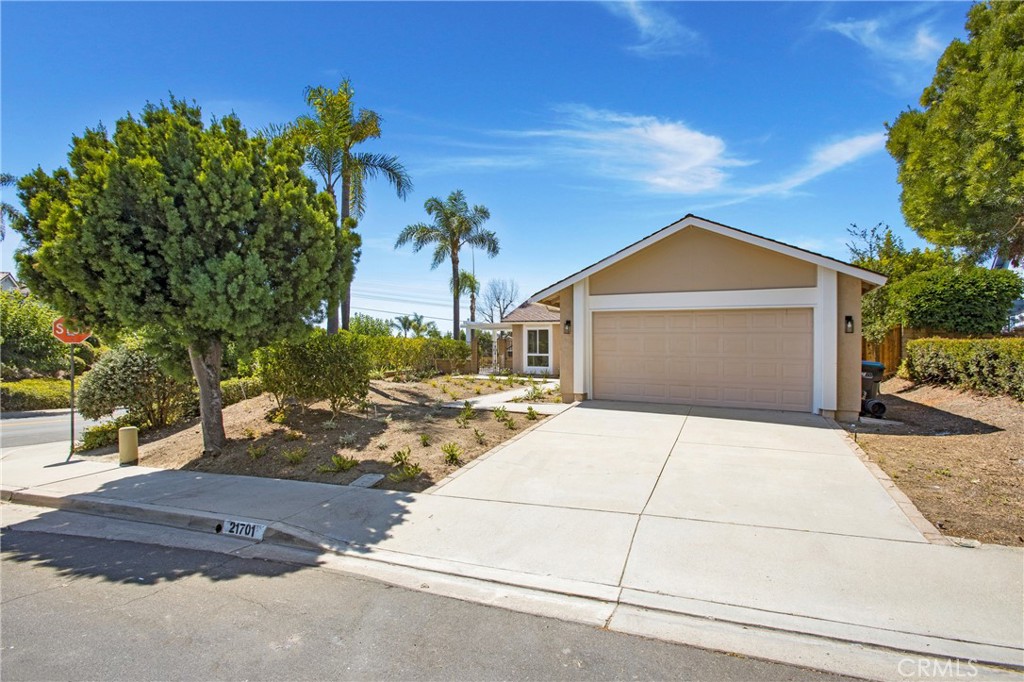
529, 214, 887, 303
0, 271, 29, 295
502, 302, 560, 323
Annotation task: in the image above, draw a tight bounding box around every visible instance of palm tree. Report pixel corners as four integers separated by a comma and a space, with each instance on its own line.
408, 313, 438, 339
392, 314, 415, 338
293, 81, 412, 333
455, 270, 480, 346
1, 172, 22, 242
395, 191, 499, 337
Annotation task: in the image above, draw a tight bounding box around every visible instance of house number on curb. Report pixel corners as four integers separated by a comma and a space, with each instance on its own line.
217, 519, 267, 541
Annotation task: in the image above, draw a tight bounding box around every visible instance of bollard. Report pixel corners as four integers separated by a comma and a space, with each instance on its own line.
118, 426, 139, 466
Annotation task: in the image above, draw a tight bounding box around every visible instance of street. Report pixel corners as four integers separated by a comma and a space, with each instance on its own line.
0, 529, 848, 682
0, 410, 110, 449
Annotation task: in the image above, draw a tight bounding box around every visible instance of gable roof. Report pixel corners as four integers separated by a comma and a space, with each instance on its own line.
502, 302, 560, 323
530, 214, 887, 303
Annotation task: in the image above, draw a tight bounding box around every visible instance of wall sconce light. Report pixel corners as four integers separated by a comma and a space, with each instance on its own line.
844, 315, 854, 334
564, 319, 572, 335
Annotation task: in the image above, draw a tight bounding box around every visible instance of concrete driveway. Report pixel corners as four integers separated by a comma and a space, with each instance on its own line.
432, 401, 927, 542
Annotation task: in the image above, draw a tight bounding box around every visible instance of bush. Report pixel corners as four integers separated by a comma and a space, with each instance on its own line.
80, 414, 143, 450
363, 336, 471, 375
1, 378, 71, 411
903, 338, 1024, 400
0, 291, 67, 377
221, 376, 263, 406
890, 266, 1024, 335
77, 345, 195, 428
253, 330, 371, 417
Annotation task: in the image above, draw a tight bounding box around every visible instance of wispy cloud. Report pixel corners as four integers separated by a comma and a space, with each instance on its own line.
510, 105, 748, 194
821, 7, 948, 89
746, 132, 886, 196
604, 1, 702, 57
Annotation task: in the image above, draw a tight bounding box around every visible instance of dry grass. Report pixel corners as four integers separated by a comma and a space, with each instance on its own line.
851, 378, 1024, 546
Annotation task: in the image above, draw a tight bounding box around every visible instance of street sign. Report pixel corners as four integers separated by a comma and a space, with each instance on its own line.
52, 317, 91, 344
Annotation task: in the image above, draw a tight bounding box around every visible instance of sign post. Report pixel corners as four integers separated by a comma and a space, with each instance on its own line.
52, 318, 92, 461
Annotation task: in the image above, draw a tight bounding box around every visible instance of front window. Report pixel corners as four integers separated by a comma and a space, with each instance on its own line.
526, 329, 550, 370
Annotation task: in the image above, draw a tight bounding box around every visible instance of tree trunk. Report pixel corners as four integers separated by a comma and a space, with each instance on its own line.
326, 294, 340, 335
451, 251, 460, 339
341, 173, 353, 332
469, 290, 477, 370
188, 340, 226, 456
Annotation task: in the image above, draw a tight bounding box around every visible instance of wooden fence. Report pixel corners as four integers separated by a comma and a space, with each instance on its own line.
861, 327, 902, 377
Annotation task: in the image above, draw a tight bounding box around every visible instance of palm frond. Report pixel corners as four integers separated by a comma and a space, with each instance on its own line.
353, 152, 413, 199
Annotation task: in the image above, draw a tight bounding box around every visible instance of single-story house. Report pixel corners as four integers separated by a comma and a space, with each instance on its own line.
466, 302, 562, 376
516, 214, 885, 422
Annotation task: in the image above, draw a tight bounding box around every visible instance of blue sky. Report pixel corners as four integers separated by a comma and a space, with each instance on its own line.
1, 1, 971, 334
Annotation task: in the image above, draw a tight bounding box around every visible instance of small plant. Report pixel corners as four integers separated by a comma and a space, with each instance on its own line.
473, 428, 487, 445
505, 416, 517, 430
322, 419, 337, 430
430, 380, 438, 388
387, 462, 422, 483
524, 384, 545, 401
475, 387, 482, 395
441, 442, 463, 466
247, 443, 268, 460
282, 446, 308, 464
317, 453, 359, 473
459, 401, 476, 421
391, 446, 411, 466
377, 441, 389, 450
242, 427, 259, 440
419, 433, 431, 447
455, 416, 469, 429
525, 406, 539, 421
267, 408, 288, 425
338, 433, 356, 448
493, 406, 509, 421
934, 467, 953, 478
283, 430, 304, 441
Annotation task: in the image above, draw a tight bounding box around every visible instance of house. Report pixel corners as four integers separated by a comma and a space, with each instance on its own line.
0, 272, 29, 296
467, 302, 561, 376
525, 214, 886, 422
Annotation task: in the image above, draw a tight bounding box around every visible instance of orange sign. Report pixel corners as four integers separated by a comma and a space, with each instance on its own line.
52, 317, 92, 344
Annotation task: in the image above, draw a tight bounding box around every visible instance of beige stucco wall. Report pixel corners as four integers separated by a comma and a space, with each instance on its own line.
558, 289, 574, 402
836, 273, 863, 421
588, 227, 817, 295
510, 322, 560, 377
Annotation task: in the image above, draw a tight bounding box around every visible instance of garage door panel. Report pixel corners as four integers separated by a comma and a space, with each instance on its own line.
592, 309, 813, 412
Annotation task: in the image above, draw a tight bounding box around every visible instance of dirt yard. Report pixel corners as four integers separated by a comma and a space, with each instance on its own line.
851, 378, 1024, 546
126, 375, 547, 493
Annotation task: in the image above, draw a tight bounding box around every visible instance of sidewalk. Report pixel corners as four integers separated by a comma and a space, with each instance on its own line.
2, 439, 1022, 681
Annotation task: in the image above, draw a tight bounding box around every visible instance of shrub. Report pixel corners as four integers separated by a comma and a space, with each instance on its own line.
391, 446, 411, 466
890, 266, 1024, 335
387, 462, 422, 482
247, 443, 268, 460
525, 406, 539, 421
362, 336, 471, 375
0, 378, 71, 411
76, 345, 195, 428
0, 291, 66, 377
473, 428, 486, 445
80, 414, 142, 450
317, 453, 359, 473
253, 330, 370, 416
903, 338, 1024, 400
441, 442, 463, 466
419, 433, 431, 447
221, 376, 263, 406
282, 446, 308, 464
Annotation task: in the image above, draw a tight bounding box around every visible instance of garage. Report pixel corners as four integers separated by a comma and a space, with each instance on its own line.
591, 308, 813, 411
526, 215, 887, 420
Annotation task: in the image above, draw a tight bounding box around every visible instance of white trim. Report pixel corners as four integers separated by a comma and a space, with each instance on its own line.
588, 288, 817, 312
524, 325, 553, 374
530, 215, 886, 302
817, 267, 838, 412
573, 280, 586, 396
463, 322, 513, 331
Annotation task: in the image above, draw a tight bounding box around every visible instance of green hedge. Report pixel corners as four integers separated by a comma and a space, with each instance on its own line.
1, 378, 72, 411
364, 337, 471, 374
221, 376, 263, 406
80, 414, 143, 451
902, 338, 1024, 400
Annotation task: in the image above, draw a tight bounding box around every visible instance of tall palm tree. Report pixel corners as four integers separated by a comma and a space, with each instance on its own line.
395, 190, 498, 337
294, 81, 412, 333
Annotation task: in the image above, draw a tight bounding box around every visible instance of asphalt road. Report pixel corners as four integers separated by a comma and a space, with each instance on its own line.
0, 530, 851, 682
0, 410, 108, 449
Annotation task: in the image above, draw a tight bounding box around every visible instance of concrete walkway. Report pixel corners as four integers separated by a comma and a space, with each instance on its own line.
441, 379, 569, 415
2, 404, 1022, 680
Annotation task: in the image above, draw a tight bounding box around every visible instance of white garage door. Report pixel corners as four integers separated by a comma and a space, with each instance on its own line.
592, 309, 813, 411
